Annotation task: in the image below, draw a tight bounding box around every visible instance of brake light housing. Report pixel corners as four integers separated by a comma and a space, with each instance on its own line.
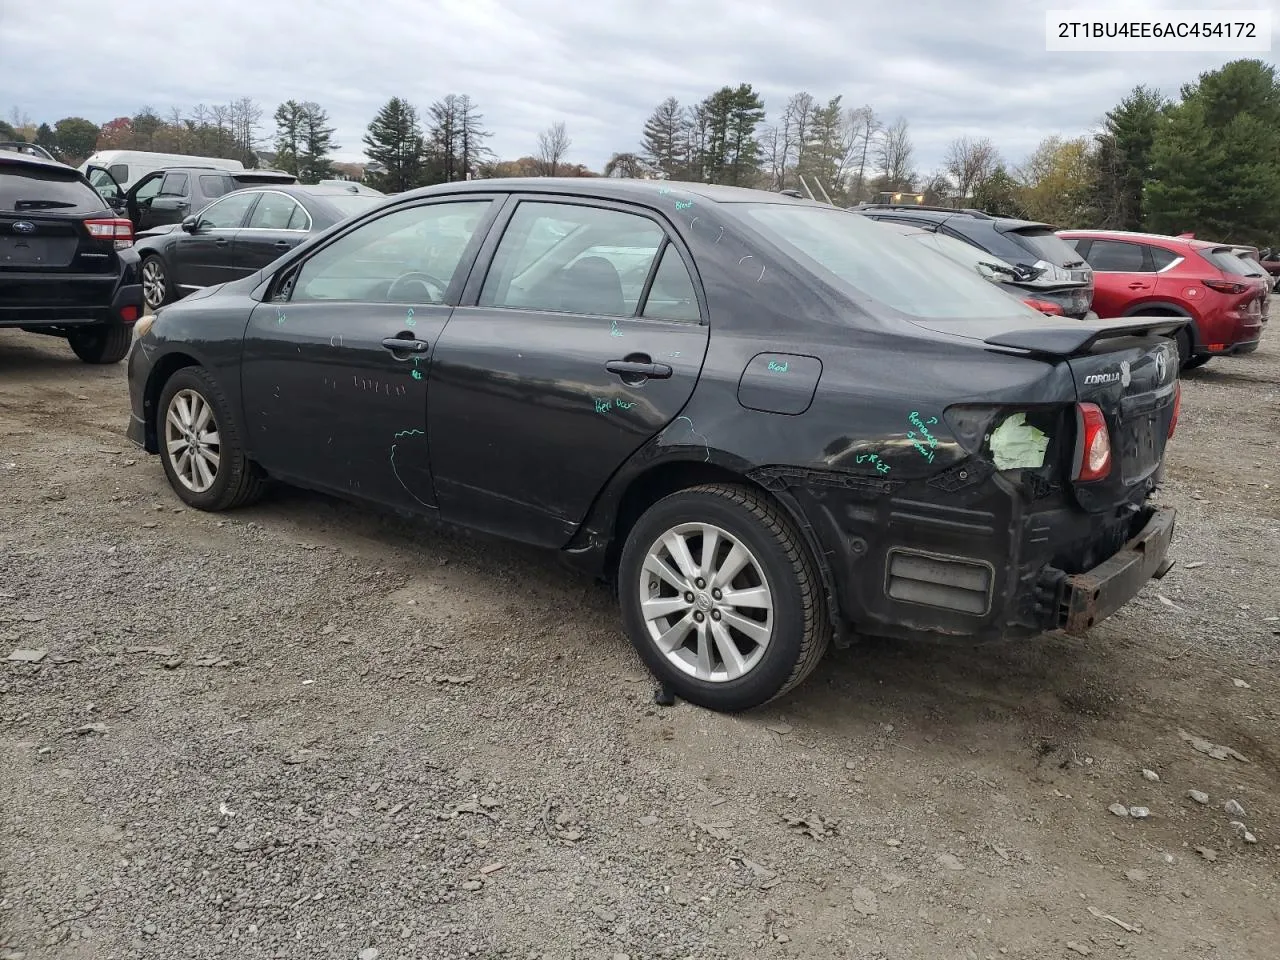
1023, 297, 1065, 316
1202, 278, 1247, 295
1074, 403, 1111, 482
84, 217, 134, 249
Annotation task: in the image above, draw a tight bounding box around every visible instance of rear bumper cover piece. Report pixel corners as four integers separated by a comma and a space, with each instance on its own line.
1058, 505, 1176, 634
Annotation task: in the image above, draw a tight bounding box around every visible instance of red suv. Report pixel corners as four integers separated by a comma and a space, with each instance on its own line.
1057, 229, 1266, 371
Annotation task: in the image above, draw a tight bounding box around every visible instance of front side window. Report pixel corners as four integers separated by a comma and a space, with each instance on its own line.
198, 191, 258, 229
132, 175, 163, 203
740, 203, 1034, 321
288, 199, 492, 304
480, 202, 665, 317
1084, 239, 1147, 272
159, 172, 189, 197
247, 192, 308, 231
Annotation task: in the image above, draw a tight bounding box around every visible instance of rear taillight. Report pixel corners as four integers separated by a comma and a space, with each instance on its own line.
1202, 278, 1247, 295
1168, 381, 1181, 439
1075, 403, 1111, 482
1023, 297, 1064, 315
84, 217, 133, 249
119, 304, 139, 322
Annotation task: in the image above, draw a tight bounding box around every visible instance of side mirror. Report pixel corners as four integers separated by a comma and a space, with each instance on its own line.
181, 215, 199, 233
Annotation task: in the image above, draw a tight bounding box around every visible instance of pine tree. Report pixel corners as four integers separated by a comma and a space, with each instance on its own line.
297, 102, 337, 183
363, 97, 426, 192
272, 100, 305, 177
1093, 85, 1168, 229
640, 97, 688, 178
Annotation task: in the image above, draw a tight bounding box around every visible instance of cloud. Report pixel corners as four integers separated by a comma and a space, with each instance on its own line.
1, 0, 1272, 177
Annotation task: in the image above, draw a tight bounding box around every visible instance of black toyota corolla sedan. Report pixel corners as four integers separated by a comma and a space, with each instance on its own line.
125, 178, 1185, 712
132, 184, 384, 311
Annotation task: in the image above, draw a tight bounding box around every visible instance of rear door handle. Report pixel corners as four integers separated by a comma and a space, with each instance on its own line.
1128, 281, 1147, 288
382, 336, 429, 353
606, 359, 673, 380
274, 240, 290, 249
214, 237, 228, 246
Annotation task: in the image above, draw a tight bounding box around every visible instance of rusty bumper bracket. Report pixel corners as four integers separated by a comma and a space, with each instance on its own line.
1060, 505, 1177, 634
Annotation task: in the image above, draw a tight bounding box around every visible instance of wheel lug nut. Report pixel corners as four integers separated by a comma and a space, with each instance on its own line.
684, 592, 695, 603
711, 610, 721, 621
694, 612, 704, 622
695, 578, 706, 588
712, 589, 722, 600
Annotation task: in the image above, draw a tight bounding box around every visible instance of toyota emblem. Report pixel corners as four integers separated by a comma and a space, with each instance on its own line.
1154, 349, 1168, 383
12, 221, 35, 234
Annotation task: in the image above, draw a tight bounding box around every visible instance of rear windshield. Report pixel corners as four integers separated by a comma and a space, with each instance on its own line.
740, 204, 1035, 320
1004, 227, 1085, 267
0, 165, 106, 212
1206, 249, 1258, 276
323, 194, 384, 219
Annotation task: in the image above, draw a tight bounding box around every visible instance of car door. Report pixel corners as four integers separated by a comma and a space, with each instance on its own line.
235, 190, 312, 275
239, 195, 502, 510
169, 189, 259, 291
428, 196, 711, 547
1078, 238, 1152, 316
145, 171, 193, 229
122, 171, 164, 228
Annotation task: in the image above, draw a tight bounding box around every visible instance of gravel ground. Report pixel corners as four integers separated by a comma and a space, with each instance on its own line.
1, 319, 1278, 960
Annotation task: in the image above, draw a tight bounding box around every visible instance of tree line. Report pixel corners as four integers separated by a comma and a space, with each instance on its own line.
4, 57, 1277, 242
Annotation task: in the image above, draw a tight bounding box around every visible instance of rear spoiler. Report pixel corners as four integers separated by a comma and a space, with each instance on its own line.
983, 316, 1189, 359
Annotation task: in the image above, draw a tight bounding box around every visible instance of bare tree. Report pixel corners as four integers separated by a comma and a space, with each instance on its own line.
840, 106, 880, 202
604, 152, 654, 178
535, 121, 572, 176
874, 116, 914, 190
944, 135, 999, 205
779, 92, 816, 188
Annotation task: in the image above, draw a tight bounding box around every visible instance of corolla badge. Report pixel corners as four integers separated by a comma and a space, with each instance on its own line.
12, 221, 35, 234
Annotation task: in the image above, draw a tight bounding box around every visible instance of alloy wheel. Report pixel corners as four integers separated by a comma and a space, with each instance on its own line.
639, 521, 774, 682
142, 259, 167, 310
164, 389, 221, 493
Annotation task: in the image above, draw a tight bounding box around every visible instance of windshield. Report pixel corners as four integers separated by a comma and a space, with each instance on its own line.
1005, 227, 1085, 267
324, 195, 384, 219
740, 204, 1036, 320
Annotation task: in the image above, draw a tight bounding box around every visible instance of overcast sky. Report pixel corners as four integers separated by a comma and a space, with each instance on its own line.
1, 0, 1273, 177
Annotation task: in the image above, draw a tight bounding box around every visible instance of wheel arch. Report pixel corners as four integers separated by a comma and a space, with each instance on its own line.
565, 456, 844, 641
141, 351, 201, 453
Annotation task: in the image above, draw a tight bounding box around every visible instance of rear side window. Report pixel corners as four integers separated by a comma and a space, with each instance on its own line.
1148, 246, 1179, 270
1005, 227, 1085, 266
641, 245, 700, 321
0, 166, 106, 212
741, 203, 1032, 321
200, 175, 231, 198
1084, 239, 1147, 272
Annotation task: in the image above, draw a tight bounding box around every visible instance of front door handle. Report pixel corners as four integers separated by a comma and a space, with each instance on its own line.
382, 336, 429, 353
1128, 281, 1146, 289
606, 359, 673, 380
214, 237, 228, 246
274, 240, 290, 249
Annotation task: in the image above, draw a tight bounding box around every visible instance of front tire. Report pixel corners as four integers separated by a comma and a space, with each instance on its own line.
618, 483, 831, 712
157, 366, 266, 511
67, 323, 132, 364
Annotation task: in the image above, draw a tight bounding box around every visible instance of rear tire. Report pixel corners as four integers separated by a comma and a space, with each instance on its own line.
1182, 354, 1211, 370
67, 323, 132, 364
157, 366, 267, 511
141, 255, 172, 311
617, 483, 831, 712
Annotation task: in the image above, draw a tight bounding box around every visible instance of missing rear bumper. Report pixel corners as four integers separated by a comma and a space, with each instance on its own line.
1058, 505, 1177, 633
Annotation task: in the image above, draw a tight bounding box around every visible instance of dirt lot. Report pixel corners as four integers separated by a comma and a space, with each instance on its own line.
1, 320, 1278, 960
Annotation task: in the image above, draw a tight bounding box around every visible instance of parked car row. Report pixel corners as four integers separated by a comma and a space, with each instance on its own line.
846, 200, 1268, 373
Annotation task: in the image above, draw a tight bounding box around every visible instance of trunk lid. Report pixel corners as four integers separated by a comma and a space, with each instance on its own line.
981, 316, 1183, 511
1, 160, 119, 274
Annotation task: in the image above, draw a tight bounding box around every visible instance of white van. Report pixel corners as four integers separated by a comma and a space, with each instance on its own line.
79, 150, 245, 193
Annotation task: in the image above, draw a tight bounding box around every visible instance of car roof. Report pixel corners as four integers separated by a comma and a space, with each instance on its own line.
851, 204, 1053, 232
390, 177, 818, 208
0, 149, 82, 176
1057, 228, 1231, 251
